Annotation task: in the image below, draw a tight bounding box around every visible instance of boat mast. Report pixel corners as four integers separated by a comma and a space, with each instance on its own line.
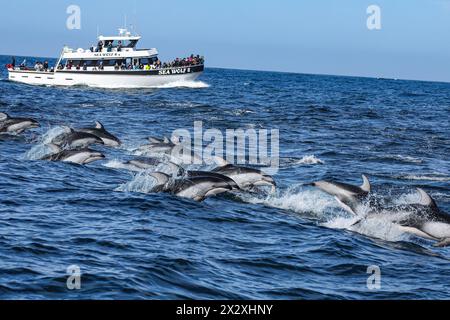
54, 48, 65, 73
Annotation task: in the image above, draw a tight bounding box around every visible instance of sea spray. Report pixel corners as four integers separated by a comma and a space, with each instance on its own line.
25, 126, 71, 160
116, 171, 160, 193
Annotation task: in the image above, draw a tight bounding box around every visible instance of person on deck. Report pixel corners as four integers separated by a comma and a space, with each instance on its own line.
97, 41, 103, 52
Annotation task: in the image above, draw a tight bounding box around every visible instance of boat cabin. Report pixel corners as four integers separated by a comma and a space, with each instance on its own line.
58, 28, 160, 71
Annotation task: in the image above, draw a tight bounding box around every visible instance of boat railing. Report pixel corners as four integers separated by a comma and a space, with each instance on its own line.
58, 63, 204, 72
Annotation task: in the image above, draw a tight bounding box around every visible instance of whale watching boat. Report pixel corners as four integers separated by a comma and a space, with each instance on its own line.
6, 28, 204, 88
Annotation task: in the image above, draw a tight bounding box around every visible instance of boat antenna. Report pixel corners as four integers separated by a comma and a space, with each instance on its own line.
132, 0, 138, 35
124, 14, 127, 29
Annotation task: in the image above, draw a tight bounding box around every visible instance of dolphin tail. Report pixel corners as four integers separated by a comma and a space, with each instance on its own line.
361, 174, 371, 193
350, 218, 363, 227
334, 196, 358, 215
0, 112, 9, 121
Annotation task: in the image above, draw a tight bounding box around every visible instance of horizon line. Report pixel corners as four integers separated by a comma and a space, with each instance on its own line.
1, 52, 449, 85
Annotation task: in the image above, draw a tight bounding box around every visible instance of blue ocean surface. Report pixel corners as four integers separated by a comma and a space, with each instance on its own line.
0, 55, 449, 299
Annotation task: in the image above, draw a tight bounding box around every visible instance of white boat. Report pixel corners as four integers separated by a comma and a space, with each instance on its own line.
6, 28, 204, 88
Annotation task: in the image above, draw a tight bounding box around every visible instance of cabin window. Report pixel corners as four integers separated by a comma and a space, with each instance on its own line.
124, 40, 138, 48
101, 59, 126, 66
84, 60, 98, 67
102, 40, 138, 48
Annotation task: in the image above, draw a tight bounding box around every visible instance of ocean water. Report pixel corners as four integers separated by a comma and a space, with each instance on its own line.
0, 55, 449, 299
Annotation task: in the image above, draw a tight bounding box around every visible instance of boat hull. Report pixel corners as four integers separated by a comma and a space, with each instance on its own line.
7, 65, 204, 88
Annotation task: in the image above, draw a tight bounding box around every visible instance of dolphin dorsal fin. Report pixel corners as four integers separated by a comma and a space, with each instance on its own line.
0, 112, 9, 121
148, 137, 161, 143
360, 175, 371, 193
214, 156, 229, 167
417, 188, 437, 208
95, 121, 104, 130
163, 136, 171, 144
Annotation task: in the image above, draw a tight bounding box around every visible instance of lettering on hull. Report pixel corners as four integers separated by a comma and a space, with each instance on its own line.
159, 67, 191, 75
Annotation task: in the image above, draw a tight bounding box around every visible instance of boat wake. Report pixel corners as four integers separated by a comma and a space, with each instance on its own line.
154, 80, 210, 89
84, 80, 210, 89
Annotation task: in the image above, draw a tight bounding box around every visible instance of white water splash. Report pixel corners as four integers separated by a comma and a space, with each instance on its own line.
239, 185, 423, 243
323, 215, 409, 242
25, 144, 56, 160
41, 126, 71, 145
24, 126, 71, 160
116, 171, 159, 193
238, 187, 338, 218
296, 155, 325, 165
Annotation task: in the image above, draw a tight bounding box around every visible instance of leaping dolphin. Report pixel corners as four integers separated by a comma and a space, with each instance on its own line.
313, 175, 450, 247
0, 112, 40, 134
78, 121, 121, 147
51, 128, 104, 149
146, 172, 235, 202
367, 189, 450, 247
41, 144, 105, 165
312, 175, 371, 214
211, 157, 276, 191
185, 171, 240, 191
168, 176, 235, 202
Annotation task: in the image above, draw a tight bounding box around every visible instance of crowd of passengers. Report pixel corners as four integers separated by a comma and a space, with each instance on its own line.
9, 58, 52, 72
58, 54, 204, 71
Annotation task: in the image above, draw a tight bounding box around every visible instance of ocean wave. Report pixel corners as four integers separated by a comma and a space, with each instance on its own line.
280, 155, 325, 168
396, 174, 450, 182
382, 154, 424, 164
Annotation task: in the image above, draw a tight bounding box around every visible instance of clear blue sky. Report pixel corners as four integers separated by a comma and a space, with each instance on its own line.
2, 0, 450, 82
